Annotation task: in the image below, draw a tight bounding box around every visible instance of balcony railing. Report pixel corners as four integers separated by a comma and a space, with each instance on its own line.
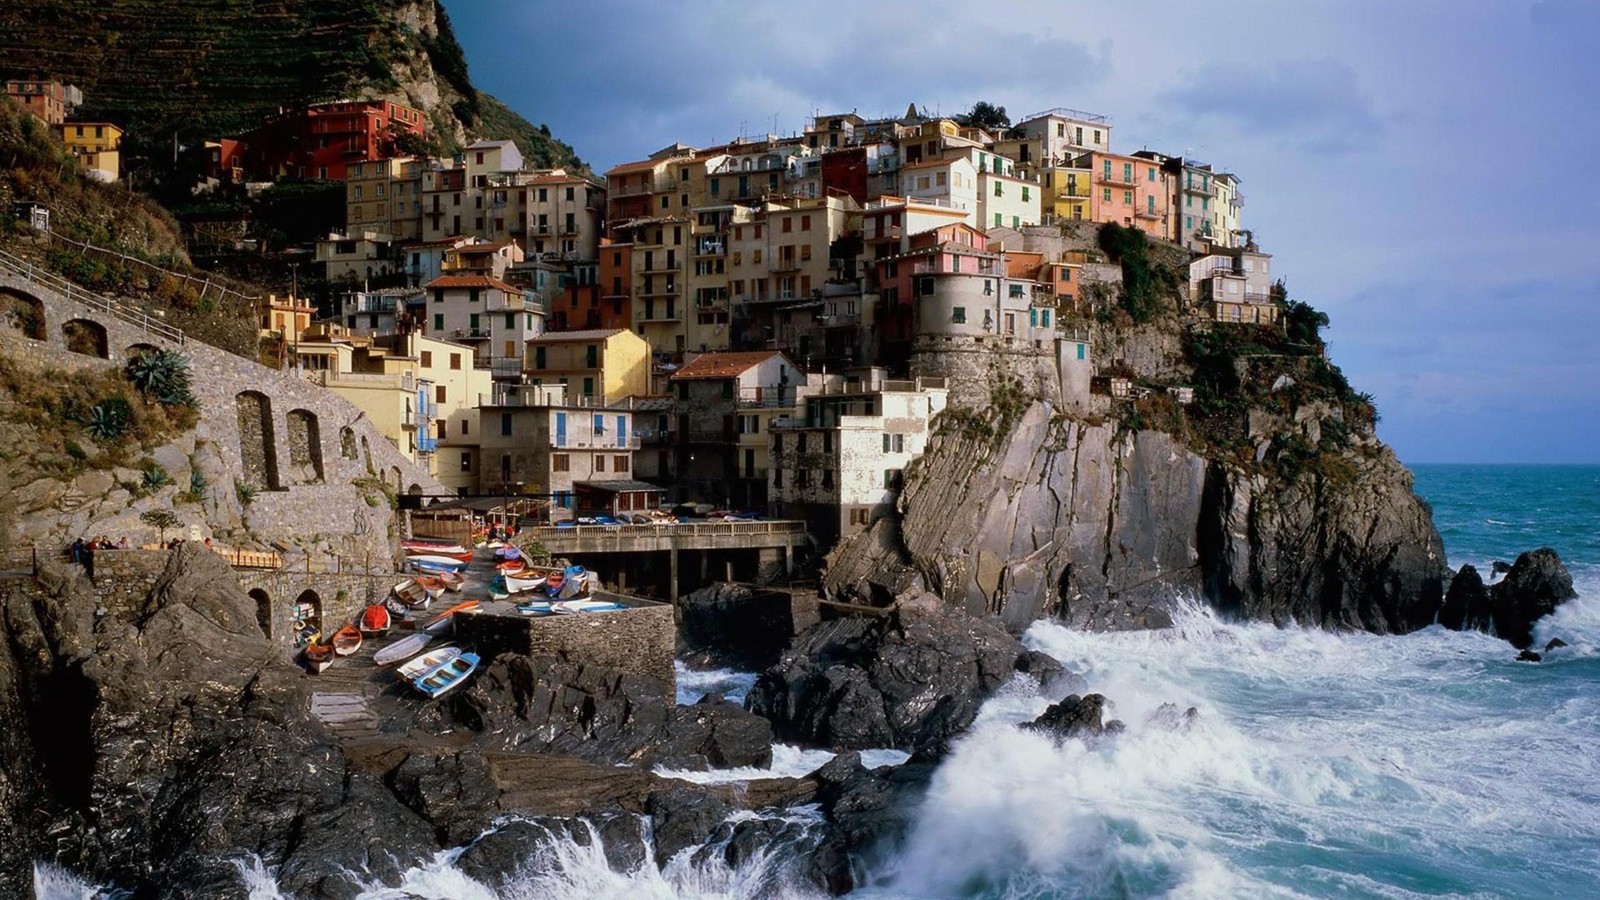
552, 434, 643, 450
416, 435, 439, 453
1096, 170, 1138, 188
638, 309, 682, 322
1134, 206, 1162, 220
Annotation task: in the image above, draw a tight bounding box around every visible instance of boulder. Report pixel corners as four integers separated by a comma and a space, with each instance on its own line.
1545, 638, 1569, 652
746, 595, 1026, 751
677, 582, 800, 671
458, 653, 772, 768
1021, 693, 1111, 740
1438, 565, 1491, 631
387, 750, 499, 846
805, 751, 938, 894
1516, 650, 1542, 663
1490, 548, 1577, 649
1015, 649, 1088, 698
646, 785, 731, 865
453, 816, 647, 888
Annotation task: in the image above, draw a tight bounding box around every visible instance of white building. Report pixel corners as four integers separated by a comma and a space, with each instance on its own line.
420, 274, 545, 376
769, 372, 949, 545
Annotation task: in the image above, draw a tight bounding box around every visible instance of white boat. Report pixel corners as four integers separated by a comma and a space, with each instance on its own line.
391, 579, 437, 609
397, 645, 461, 680
408, 554, 470, 571
552, 599, 627, 614
374, 632, 432, 667
502, 572, 547, 594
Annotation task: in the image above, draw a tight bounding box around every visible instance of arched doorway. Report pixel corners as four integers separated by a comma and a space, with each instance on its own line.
340, 426, 358, 460
292, 589, 321, 650
0, 289, 46, 340
61, 319, 109, 358
236, 391, 281, 490
248, 588, 272, 638
286, 408, 325, 484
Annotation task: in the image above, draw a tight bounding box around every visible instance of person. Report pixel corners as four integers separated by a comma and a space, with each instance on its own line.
116, 536, 130, 550
70, 537, 84, 563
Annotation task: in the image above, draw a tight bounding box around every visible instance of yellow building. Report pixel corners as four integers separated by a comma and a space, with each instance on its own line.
345, 157, 423, 241
1040, 163, 1094, 223
524, 328, 651, 404
53, 121, 122, 182
256, 294, 317, 368
294, 329, 489, 485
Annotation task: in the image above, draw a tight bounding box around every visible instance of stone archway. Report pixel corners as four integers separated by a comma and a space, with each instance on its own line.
236, 391, 281, 490
61, 319, 109, 358
408, 483, 422, 495
125, 342, 160, 362
248, 588, 272, 638
361, 435, 374, 475
339, 426, 358, 460
389, 466, 403, 493
285, 409, 325, 485
293, 589, 322, 649
0, 289, 46, 340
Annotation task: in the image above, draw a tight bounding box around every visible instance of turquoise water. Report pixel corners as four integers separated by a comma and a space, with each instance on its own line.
1414, 464, 1600, 586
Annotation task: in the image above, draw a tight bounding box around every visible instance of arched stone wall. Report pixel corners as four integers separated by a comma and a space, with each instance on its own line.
293, 589, 322, 649
361, 435, 374, 475
125, 342, 160, 361
235, 391, 281, 490
339, 426, 358, 460
61, 318, 109, 358
0, 289, 46, 340
285, 408, 325, 485
389, 466, 403, 493
248, 588, 272, 638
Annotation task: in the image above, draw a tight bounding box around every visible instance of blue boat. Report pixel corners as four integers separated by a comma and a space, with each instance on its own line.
516, 601, 554, 616
412, 651, 480, 699
409, 557, 467, 574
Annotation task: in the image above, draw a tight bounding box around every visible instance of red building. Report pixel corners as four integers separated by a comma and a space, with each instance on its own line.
203, 138, 246, 184
821, 147, 869, 205
241, 100, 426, 181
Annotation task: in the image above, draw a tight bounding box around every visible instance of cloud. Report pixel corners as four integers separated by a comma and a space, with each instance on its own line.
1158, 58, 1381, 155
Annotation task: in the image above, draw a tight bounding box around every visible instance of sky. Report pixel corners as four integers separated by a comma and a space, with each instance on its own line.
445, 0, 1600, 464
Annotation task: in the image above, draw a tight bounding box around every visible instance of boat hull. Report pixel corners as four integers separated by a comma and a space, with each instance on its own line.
412, 652, 481, 699
398, 645, 462, 680
374, 633, 432, 667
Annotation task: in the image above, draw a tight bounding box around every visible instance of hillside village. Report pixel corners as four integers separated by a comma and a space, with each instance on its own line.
6, 81, 1287, 551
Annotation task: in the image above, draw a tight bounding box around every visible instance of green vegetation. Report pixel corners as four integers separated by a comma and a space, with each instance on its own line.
179, 468, 207, 503
1096, 223, 1181, 324
0, 352, 196, 477
234, 480, 259, 505
126, 349, 197, 409
139, 508, 180, 543
475, 94, 586, 172
140, 462, 171, 491
956, 101, 1011, 132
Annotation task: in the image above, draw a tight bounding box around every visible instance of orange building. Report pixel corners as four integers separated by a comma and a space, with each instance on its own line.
5, 80, 77, 125
597, 240, 634, 331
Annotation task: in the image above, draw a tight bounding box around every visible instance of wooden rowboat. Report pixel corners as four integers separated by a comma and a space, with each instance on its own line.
397, 644, 460, 680
495, 559, 528, 572
413, 652, 480, 699
401, 538, 466, 553
422, 600, 480, 635
304, 642, 335, 673
433, 571, 465, 592
406, 548, 474, 564
391, 579, 437, 609
331, 624, 363, 656
502, 572, 547, 594
374, 632, 432, 667
553, 599, 627, 614
409, 556, 469, 574
359, 603, 391, 637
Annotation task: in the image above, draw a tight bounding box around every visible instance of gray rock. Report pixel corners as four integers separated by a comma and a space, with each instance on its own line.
1021, 693, 1110, 740
646, 786, 731, 865
1490, 548, 1576, 650
1439, 565, 1491, 631
677, 582, 801, 671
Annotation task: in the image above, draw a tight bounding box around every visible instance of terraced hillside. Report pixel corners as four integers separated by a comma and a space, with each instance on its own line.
0, 0, 582, 171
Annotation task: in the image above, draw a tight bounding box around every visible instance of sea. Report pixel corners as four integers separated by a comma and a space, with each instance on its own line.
36, 464, 1600, 899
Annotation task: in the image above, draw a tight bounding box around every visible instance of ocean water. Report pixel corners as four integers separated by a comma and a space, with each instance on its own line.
37, 465, 1600, 899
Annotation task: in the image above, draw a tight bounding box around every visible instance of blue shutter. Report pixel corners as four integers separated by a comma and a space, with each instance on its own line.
616, 416, 627, 447
555, 412, 567, 446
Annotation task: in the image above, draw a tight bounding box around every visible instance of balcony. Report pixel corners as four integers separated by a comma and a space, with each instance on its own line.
696, 240, 726, 257
1055, 183, 1091, 200
771, 258, 801, 273
451, 327, 493, 340
1184, 182, 1217, 198
1097, 170, 1138, 188
552, 434, 644, 450
638, 284, 680, 298
638, 308, 682, 322
1134, 206, 1163, 220
416, 435, 439, 454
640, 258, 680, 274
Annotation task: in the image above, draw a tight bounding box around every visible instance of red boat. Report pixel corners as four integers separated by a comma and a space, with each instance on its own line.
331, 624, 363, 656
495, 559, 528, 573
359, 603, 391, 637
402, 537, 463, 552
304, 642, 335, 674
422, 600, 481, 635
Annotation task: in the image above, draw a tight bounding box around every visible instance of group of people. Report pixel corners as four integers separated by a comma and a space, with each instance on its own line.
68, 535, 129, 562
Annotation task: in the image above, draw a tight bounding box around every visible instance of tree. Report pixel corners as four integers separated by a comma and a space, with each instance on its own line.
959, 101, 1010, 132
140, 509, 181, 545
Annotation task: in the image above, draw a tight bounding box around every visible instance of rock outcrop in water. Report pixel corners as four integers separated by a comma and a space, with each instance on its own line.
827, 402, 1449, 635
746, 594, 1028, 752
1439, 548, 1577, 648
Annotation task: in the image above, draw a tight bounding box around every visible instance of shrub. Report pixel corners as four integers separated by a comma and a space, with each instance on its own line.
139, 508, 180, 543
235, 480, 258, 505
87, 399, 131, 441
141, 462, 171, 490
126, 349, 196, 408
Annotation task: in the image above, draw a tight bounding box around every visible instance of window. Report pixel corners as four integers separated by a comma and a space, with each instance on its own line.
1022, 186, 1030, 202
1041, 309, 1052, 328
1103, 188, 1112, 202
582, 376, 594, 397
500, 413, 513, 436
936, 171, 947, 186
595, 455, 606, 472
883, 469, 900, 490
783, 218, 793, 233
435, 385, 446, 404
801, 214, 812, 231
773, 468, 783, 488
1029, 308, 1038, 327
822, 469, 834, 489
994, 213, 1003, 227
420, 350, 433, 366
952, 307, 966, 324
1148, 168, 1157, 182
615, 455, 630, 472
1077, 343, 1086, 360
1124, 191, 1133, 205
800, 245, 812, 262
994, 182, 1003, 197
721, 380, 734, 399
433, 313, 444, 331
553, 454, 569, 472
661, 195, 669, 209
461, 419, 470, 435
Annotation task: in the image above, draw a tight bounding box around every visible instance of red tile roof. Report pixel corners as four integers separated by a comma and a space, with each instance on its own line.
423, 275, 522, 293
605, 158, 665, 176
670, 351, 785, 381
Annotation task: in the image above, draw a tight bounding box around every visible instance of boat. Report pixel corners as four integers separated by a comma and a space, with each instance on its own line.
359, 603, 391, 637
555, 566, 593, 599
553, 599, 627, 614
413, 652, 481, 699
502, 572, 547, 594
374, 632, 432, 667
515, 601, 553, 616
331, 624, 363, 656
406, 548, 474, 565
304, 642, 335, 673
396, 644, 460, 679
409, 557, 469, 575
433, 571, 465, 592
422, 600, 481, 634
495, 559, 528, 572
545, 568, 566, 595
414, 575, 453, 596
391, 579, 438, 609
401, 537, 467, 554
495, 545, 522, 561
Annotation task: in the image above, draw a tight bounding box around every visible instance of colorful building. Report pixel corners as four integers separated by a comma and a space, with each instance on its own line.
6, 80, 78, 125
524, 328, 651, 404
53, 121, 123, 182
241, 100, 426, 181
1085, 151, 1175, 241
345, 157, 424, 241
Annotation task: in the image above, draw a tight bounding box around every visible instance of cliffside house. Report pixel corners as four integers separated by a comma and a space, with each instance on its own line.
420, 274, 544, 378
475, 383, 643, 518
668, 350, 805, 508
524, 328, 651, 406
1189, 247, 1277, 325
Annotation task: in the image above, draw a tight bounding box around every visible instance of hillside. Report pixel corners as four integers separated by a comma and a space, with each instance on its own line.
0, 0, 584, 173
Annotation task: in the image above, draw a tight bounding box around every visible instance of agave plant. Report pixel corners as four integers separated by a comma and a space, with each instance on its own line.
86, 400, 130, 441
126, 349, 196, 408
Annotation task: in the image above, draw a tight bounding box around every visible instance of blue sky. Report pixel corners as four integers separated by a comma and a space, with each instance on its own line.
446, 0, 1600, 464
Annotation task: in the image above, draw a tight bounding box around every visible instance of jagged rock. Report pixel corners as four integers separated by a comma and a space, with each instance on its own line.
646, 785, 731, 865
1022, 693, 1110, 740
387, 750, 499, 846
453, 816, 647, 888
458, 654, 772, 768
1439, 565, 1492, 631
825, 402, 1449, 636
1015, 649, 1089, 697
677, 582, 801, 671
1491, 561, 1513, 577
806, 751, 938, 894
1517, 650, 1542, 663
1147, 702, 1201, 731
747, 595, 1026, 751
1490, 549, 1576, 650
1546, 638, 1569, 652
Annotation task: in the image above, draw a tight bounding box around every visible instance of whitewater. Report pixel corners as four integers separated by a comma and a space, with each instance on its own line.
38, 466, 1600, 898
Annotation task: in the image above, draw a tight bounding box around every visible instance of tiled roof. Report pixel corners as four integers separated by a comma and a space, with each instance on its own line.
671, 351, 784, 380
528, 328, 627, 342
575, 479, 663, 493
604, 158, 663, 176
423, 275, 522, 292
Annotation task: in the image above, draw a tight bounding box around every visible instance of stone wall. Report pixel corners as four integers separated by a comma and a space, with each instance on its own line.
455, 600, 676, 697
911, 333, 1064, 407
85, 549, 166, 619
0, 270, 441, 560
